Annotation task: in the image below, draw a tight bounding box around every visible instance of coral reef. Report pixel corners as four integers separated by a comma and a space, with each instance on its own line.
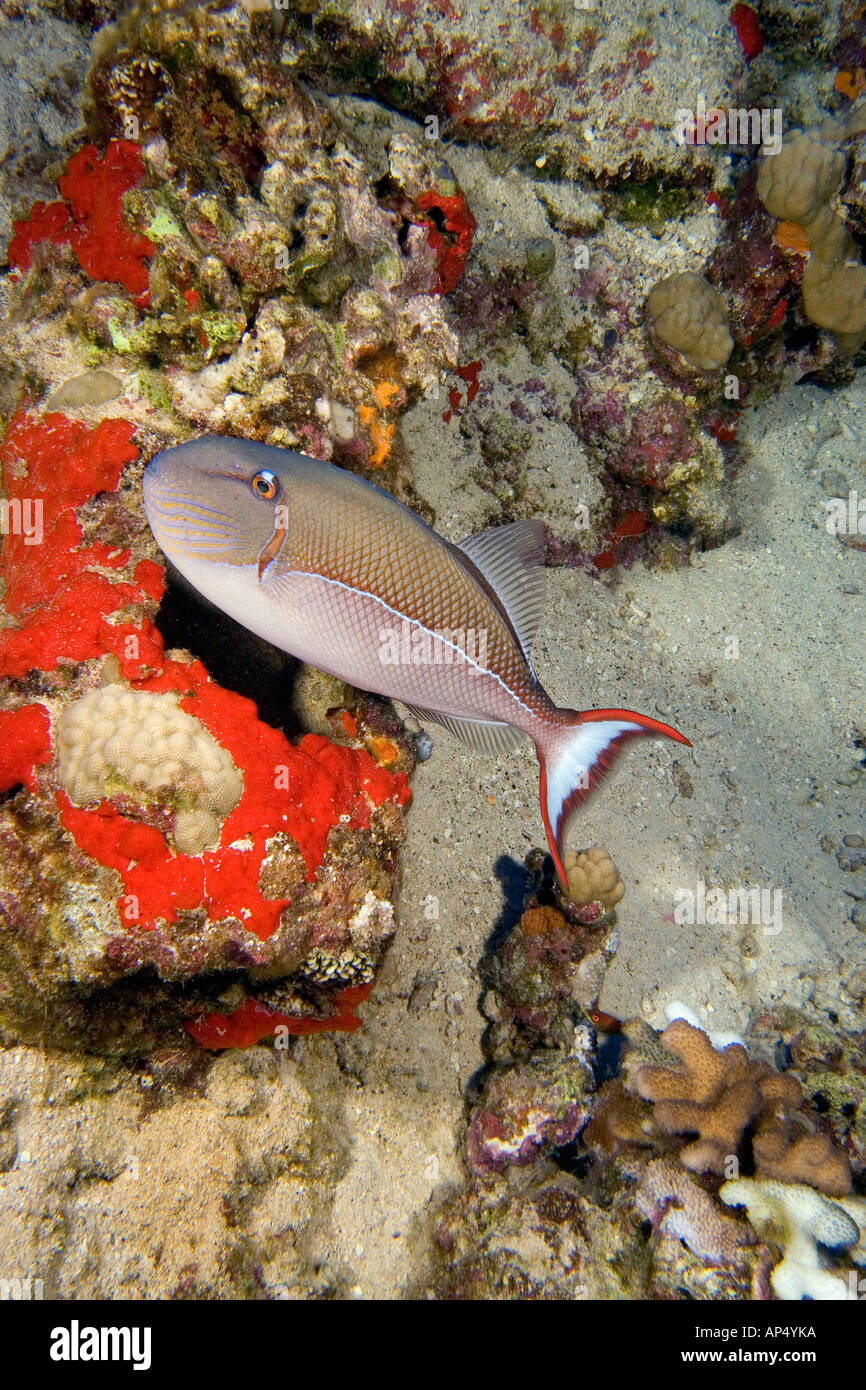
463, 862, 614, 1178
0, 7, 89, 246
272, 0, 739, 185
750, 1013, 866, 1173
0, 412, 412, 1053
422, 866, 761, 1298
721, 1178, 866, 1300
444, 992, 864, 1300
10, 141, 155, 296
4, 5, 462, 493
2, 0, 866, 1305
0, 1041, 348, 1298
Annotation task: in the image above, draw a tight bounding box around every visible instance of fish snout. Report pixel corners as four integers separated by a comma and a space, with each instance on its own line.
142, 440, 280, 569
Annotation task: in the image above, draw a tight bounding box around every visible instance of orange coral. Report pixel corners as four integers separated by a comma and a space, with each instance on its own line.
373, 380, 401, 409
519, 905, 569, 937
358, 402, 395, 467
367, 734, 400, 766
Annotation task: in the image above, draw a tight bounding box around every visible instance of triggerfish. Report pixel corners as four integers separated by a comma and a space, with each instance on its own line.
143, 437, 690, 886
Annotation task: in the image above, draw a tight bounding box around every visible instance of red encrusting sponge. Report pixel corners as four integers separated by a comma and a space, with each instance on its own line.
416, 189, 477, 295
730, 3, 765, 62
0, 414, 411, 1043
8, 140, 153, 300
186, 985, 374, 1050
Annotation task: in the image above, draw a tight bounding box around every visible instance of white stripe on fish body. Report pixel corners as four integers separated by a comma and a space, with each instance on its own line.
175, 549, 538, 728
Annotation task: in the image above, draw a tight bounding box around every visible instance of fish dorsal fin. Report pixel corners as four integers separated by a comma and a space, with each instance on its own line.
456, 519, 546, 661
402, 704, 526, 755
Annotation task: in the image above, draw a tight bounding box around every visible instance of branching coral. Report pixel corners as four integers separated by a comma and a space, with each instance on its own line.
636, 1157, 749, 1267
625, 1019, 852, 1193
752, 1124, 852, 1197
721, 1178, 864, 1300
645, 272, 733, 372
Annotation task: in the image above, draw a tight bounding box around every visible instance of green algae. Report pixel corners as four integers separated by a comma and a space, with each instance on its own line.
613, 176, 694, 235
134, 370, 172, 411
107, 315, 133, 353
145, 208, 184, 244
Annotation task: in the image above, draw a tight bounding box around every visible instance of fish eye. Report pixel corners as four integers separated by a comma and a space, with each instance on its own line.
251, 469, 279, 501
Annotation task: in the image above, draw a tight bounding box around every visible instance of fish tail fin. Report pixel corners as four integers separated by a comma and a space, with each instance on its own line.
536, 708, 691, 886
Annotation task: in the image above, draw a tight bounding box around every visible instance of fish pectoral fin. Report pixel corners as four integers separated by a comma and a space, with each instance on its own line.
400, 705, 526, 755
456, 519, 546, 662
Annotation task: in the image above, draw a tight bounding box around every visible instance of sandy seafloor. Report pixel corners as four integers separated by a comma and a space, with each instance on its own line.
6, 345, 860, 1302
318, 367, 866, 1299
0, 4, 864, 1303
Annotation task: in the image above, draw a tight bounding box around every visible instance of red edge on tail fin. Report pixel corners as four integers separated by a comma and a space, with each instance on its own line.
537, 708, 691, 887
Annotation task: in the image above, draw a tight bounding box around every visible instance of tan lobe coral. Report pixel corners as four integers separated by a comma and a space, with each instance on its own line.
56, 683, 243, 855
797, 204, 853, 264
757, 127, 866, 354
563, 846, 625, 910
645, 272, 733, 372
756, 130, 845, 225
801, 255, 866, 354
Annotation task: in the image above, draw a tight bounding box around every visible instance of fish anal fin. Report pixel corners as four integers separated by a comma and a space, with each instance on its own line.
401, 704, 526, 755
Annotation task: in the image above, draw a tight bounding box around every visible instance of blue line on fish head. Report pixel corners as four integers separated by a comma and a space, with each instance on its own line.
142, 435, 295, 577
